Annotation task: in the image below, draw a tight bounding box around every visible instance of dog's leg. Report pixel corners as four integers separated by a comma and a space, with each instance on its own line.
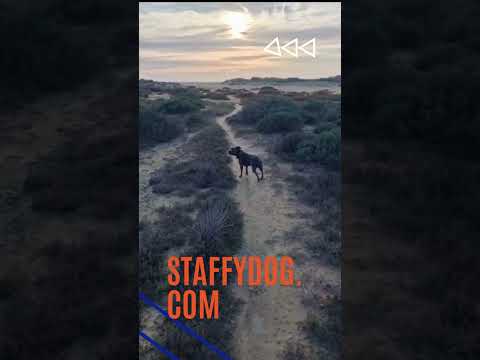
253, 167, 260, 182
260, 165, 264, 180
239, 164, 243, 178
246, 165, 249, 176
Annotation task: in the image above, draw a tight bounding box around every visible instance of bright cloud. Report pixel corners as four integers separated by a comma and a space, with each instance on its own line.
139, 2, 341, 81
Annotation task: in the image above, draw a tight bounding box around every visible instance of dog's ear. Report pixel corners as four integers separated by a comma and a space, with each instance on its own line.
236, 146, 242, 150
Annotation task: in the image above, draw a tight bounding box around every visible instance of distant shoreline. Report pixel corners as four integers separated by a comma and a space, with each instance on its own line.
139, 77, 341, 95
140, 75, 341, 85
221, 75, 341, 85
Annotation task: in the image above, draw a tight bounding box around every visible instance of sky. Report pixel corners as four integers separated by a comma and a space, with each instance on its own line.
139, 2, 341, 82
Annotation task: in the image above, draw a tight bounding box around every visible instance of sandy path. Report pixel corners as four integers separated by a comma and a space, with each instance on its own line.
138, 99, 340, 359
217, 101, 320, 360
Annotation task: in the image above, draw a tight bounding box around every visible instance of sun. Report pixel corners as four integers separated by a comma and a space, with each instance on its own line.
223, 11, 252, 39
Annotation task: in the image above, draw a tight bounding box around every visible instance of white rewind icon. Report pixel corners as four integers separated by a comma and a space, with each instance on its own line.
264, 37, 316, 58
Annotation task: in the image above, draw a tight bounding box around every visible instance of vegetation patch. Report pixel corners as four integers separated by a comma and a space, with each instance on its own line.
275, 128, 340, 169
139, 93, 207, 147
304, 298, 341, 360
139, 83, 236, 148
229, 95, 300, 129
257, 110, 303, 133
149, 124, 235, 196
139, 94, 242, 359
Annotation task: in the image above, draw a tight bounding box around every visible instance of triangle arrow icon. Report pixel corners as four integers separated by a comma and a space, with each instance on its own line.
299, 38, 316, 58
264, 37, 281, 57
281, 38, 298, 58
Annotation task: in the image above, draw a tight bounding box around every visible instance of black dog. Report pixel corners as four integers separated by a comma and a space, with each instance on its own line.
228, 146, 264, 181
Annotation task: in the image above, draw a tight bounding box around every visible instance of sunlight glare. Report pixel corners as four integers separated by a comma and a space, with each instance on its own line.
223, 11, 252, 39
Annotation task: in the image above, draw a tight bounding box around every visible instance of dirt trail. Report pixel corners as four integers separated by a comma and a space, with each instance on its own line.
217, 100, 335, 359
138, 99, 339, 359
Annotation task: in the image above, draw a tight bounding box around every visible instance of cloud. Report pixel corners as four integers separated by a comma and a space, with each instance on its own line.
221, 54, 270, 62
139, 2, 341, 81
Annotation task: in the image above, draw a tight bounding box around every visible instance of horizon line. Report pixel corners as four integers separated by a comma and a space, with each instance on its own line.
139, 74, 341, 83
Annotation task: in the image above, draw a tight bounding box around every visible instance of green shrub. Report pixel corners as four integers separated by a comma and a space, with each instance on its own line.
302, 100, 340, 124
235, 95, 300, 125
139, 89, 210, 145
276, 127, 340, 168
139, 109, 183, 145
323, 107, 340, 123
161, 96, 204, 114
142, 98, 167, 112
296, 128, 340, 167
193, 194, 243, 254
303, 100, 327, 113
140, 206, 194, 294
276, 132, 307, 154
257, 111, 303, 133
204, 91, 229, 100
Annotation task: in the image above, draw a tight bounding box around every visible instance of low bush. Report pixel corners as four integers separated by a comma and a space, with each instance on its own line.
140, 206, 194, 294
304, 299, 341, 359
160, 194, 242, 359
161, 96, 204, 114
139, 90, 211, 146
282, 298, 341, 360
306, 226, 341, 265
275, 127, 341, 169
257, 110, 303, 133
192, 194, 243, 255
295, 128, 340, 168
275, 132, 306, 154
204, 91, 229, 100
149, 124, 235, 196
151, 160, 232, 196
302, 100, 341, 125
285, 172, 341, 264
232, 95, 300, 125
139, 109, 183, 145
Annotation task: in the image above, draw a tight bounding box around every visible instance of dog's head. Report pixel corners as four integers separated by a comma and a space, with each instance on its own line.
228, 146, 242, 157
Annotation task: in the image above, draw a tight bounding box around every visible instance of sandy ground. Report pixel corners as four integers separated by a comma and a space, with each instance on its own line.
217, 100, 340, 359
138, 99, 340, 359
